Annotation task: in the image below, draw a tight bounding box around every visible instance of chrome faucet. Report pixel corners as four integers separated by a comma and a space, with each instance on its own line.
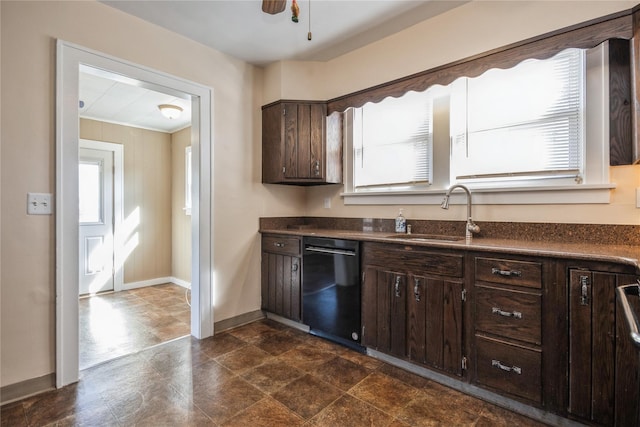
441, 184, 480, 243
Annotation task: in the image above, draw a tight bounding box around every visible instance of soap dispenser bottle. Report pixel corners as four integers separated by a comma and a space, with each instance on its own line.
395, 208, 407, 233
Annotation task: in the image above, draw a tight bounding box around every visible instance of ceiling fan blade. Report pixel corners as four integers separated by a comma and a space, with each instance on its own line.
262, 0, 286, 15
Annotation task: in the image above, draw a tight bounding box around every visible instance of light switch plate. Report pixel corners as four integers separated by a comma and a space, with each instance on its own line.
27, 193, 53, 215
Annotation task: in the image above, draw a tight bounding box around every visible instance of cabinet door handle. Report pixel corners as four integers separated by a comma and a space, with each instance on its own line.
492, 267, 522, 277
580, 275, 590, 306
292, 262, 298, 272
492, 359, 522, 375
414, 278, 421, 302
492, 307, 522, 319
313, 160, 320, 176
394, 276, 401, 297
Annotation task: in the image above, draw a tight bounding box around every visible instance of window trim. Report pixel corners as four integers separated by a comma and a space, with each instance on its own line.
342, 184, 614, 205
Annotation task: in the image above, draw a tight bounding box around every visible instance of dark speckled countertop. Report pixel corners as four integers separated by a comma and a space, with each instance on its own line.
260, 217, 640, 274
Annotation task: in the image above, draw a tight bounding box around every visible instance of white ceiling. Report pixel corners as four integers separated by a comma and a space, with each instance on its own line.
81, 0, 467, 133
79, 68, 192, 133
101, 0, 466, 66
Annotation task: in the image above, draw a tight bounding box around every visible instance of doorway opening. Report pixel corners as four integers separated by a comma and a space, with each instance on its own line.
77, 66, 197, 369
56, 40, 213, 387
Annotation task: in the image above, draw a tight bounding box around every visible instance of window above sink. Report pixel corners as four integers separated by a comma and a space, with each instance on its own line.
342, 43, 619, 206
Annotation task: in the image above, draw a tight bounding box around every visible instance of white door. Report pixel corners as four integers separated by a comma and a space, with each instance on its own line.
79, 148, 114, 295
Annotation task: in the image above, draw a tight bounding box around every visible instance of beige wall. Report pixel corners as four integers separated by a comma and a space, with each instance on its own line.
80, 119, 173, 284
0, 0, 305, 388
171, 127, 191, 283
264, 0, 640, 225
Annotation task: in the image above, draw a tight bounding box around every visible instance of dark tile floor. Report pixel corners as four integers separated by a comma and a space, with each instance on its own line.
79, 283, 191, 369
1, 319, 548, 426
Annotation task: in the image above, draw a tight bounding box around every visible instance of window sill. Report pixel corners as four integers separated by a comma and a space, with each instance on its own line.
341, 184, 615, 205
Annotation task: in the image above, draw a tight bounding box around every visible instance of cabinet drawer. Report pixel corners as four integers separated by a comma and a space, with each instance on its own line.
262, 235, 301, 256
476, 336, 542, 404
475, 257, 542, 289
475, 285, 541, 345
365, 244, 463, 278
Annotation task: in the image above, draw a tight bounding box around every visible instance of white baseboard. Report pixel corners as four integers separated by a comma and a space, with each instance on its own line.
122, 276, 191, 291
169, 277, 191, 289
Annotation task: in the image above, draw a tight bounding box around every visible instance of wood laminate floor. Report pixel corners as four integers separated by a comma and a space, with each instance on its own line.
79, 283, 191, 370
1, 318, 548, 426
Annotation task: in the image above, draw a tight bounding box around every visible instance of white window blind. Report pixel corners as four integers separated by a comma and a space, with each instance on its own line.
353, 90, 433, 190
451, 48, 584, 183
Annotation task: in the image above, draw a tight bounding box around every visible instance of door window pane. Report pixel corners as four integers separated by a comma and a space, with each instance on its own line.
79, 161, 103, 223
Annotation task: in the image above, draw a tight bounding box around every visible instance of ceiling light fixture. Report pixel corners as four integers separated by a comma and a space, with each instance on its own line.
158, 104, 183, 120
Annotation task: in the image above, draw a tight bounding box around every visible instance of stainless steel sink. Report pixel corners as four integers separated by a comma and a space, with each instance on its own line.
385, 233, 464, 242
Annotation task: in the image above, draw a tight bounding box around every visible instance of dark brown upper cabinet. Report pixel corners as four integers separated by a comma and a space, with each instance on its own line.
262, 100, 342, 185
608, 38, 632, 166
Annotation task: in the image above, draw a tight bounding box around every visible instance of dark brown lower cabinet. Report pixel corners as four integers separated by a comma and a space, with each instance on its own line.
569, 269, 640, 426
569, 269, 616, 425
361, 243, 465, 376
261, 235, 301, 321
472, 255, 544, 405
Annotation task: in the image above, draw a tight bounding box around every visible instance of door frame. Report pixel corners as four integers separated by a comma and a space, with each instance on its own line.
79, 139, 124, 293
56, 40, 214, 388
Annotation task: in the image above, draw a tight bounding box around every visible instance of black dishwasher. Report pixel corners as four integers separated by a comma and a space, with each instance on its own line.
302, 237, 363, 351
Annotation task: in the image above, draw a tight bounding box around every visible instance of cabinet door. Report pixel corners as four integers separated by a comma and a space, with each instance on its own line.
283, 103, 325, 180
408, 275, 463, 376
262, 100, 340, 185
262, 252, 301, 321
361, 266, 406, 357
569, 269, 616, 425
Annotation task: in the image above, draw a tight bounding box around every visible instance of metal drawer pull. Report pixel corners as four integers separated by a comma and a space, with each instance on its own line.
274, 242, 285, 248
492, 307, 522, 319
492, 268, 522, 277
492, 359, 522, 374
394, 276, 401, 297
